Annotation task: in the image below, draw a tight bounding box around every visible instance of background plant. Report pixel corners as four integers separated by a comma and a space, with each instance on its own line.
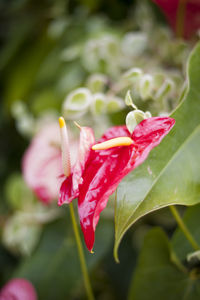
1, 0, 200, 299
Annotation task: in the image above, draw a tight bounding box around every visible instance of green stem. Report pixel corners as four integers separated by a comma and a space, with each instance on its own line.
69, 202, 94, 300
170, 205, 200, 251
171, 251, 187, 273
176, 0, 188, 38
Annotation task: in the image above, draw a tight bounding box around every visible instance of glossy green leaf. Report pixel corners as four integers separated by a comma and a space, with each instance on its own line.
13, 214, 113, 299
114, 42, 200, 260
171, 204, 200, 261
128, 228, 200, 300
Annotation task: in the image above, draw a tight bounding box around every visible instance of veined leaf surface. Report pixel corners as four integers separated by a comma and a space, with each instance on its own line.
114, 42, 200, 261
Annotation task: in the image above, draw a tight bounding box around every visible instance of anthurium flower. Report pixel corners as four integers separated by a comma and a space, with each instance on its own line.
0, 278, 37, 300
58, 116, 175, 252
152, 0, 200, 39
22, 122, 63, 204
23, 121, 78, 204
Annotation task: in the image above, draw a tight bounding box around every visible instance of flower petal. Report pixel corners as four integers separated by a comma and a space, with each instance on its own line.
132, 116, 175, 168
58, 126, 95, 206
78, 126, 134, 251
78, 117, 175, 251
58, 174, 78, 206
0, 278, 37, 300
23, 122, 63, 204
73, 127, 95, 191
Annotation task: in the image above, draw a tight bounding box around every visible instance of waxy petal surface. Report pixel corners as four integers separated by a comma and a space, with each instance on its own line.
58, 174, 78, 206
58, 127, 95, 206
132, 117, 176, 168
73, 127, 95, 191
78, 117, 175, 251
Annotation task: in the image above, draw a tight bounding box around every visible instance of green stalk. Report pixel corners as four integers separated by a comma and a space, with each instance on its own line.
176, 0, 188, 38
169, 205, 199, 251
69, 202, 94, 300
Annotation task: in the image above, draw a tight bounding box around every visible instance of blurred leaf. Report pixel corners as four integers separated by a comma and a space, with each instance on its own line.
5, 173, 34, 210
123, 68, 142, 80
0, 245, 18, 285
91, 93, 106, 115
114, 43, 200, 260
139, 74, 153, 100
4, 32, 55, 110
128, 228, 200, 300
3, 213, 41, 256
87, 74, 107, 93
0, 18, 34, 71
121, 32, 147, 57
31, 89, 61, 116
13, 213, 113, 299
62, 87, 92, 119
106, 96, 124, 113
171, 205, 200, 261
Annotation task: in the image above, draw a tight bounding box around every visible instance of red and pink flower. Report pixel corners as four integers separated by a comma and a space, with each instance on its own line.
58, 116, 175, 252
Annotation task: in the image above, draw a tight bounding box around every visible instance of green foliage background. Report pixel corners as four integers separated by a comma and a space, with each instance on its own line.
1, 0, 200, 299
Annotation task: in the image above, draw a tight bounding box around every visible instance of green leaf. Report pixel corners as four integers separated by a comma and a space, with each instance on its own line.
4, 33, 55, 110
5, 173, 34, 210
13, 214, 113, 299
128, 228, 200, 300
171, 205, 200, 261
114, 42, 200, 260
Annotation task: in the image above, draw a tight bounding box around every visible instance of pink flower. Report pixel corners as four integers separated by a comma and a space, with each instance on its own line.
22, 122, 64, 204
0, 278, 37, 300
58, 117, 175, 252
152, 0, 200, 39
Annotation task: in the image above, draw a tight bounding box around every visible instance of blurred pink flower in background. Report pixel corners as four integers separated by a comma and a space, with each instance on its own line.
22, 122, 63, 204
152, 0, 200, 39
23, 121, 79, 204
0, 278, 37, 300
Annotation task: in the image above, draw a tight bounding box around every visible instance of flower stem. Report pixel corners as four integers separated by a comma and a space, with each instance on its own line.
69, 202, 94, 300
176, 0, 188, 38
169, 205, 199, 251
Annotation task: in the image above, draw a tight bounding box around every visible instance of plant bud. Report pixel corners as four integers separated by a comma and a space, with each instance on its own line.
155, 78, 174, 101
125, 90, 137, 109
145, 111, 152, 118
87, 74, 107, 93
121, 32, 147, 57
139, 74, 153, 100
123, 67, 143, 80
126, 110, 146, 133
62, 88, 92, 119
91, 93, 106, 115
106, 96, 124, 113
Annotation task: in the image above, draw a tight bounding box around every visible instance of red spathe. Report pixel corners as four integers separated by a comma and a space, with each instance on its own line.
59, 117, 175, 251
